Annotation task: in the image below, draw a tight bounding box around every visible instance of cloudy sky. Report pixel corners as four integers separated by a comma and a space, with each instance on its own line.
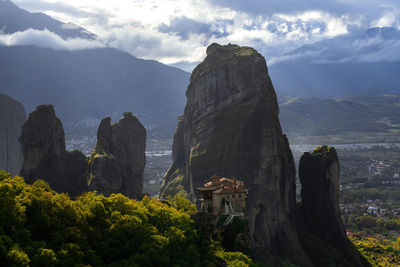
12, 0, 400, 70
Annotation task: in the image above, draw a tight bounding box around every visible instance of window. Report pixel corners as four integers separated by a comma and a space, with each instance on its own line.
239, 195, 241, 198
232, 194, 235, 198
227, 196, 229, 199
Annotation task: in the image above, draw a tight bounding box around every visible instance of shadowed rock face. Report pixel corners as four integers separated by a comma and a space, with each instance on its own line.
299, 146, 370, 267
0, 94, 25, 175
19, 106, 145, 198
160, 43, 312, 265
88, 112, 146, 198
19, 105, 86, 196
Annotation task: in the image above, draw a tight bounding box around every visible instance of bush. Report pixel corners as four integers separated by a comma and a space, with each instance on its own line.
384, 220, 400, 231
7, 245, 30, 266
0, 172, 254, 266
350, 234, 400, 266
356, 215, 377, 230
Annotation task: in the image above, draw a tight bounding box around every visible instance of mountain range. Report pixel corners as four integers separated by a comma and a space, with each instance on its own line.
269, 27, 400, 98
0, 0, 189, 138
279, 95, 400, 136
0, 0, 94, 39
0, 0, 399, 141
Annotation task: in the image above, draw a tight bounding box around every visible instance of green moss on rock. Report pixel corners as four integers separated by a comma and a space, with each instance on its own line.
190, 43, 261, 84
233, 46, 258, 57
311, 145, 336, 158
161, 169, 185, 198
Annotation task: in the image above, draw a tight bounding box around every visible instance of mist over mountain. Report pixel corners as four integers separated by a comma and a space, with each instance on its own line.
0, 0, 189, 137
0, 0, 94, 39
1, 0, 399, 141
269, 27, 400, 98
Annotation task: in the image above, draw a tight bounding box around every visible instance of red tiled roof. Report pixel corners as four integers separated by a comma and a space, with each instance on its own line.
198, 176, 247, 194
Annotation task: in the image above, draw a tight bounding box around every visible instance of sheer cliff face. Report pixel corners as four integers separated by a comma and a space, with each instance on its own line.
299, 146, 370, 267
88, 112, 146, 198
19, 105, 67, 191
160, 43, 311, 265
0, 94, 25, 175
19, 105, 87, 196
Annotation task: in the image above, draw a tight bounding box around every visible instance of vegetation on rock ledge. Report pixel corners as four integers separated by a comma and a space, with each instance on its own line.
311, 145, 336, 158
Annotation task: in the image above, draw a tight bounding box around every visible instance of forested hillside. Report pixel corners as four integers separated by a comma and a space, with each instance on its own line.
0, 171, 256, 266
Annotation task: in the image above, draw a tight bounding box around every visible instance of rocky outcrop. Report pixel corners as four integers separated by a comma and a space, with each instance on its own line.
87, 112, 146, 198
19, 106, 145, 198
19, 105, 87, 196
0, 94, 25, 175
160, 43, 312, 265
298, 146, 370, 267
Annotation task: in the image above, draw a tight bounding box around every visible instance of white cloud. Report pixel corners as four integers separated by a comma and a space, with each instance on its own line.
370, 4, 400, 28
61, 22, 80, 30
268, 27, 400, 65
0, 28, 105, 50
11, 0, 400, 69
358, 41, 400, 62
102, 24, 208, 64
354, 37, 400, 62
111, 9, 363, 66
274, 11, 359, 38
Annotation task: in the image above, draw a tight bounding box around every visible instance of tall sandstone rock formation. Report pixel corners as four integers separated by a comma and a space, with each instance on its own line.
19, 105, 87, 196
0, 93, 25, 175
160, 43, 312, 265
19, 106, 145, 198
87, 112, 146, 198
298, 146, 370, 267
